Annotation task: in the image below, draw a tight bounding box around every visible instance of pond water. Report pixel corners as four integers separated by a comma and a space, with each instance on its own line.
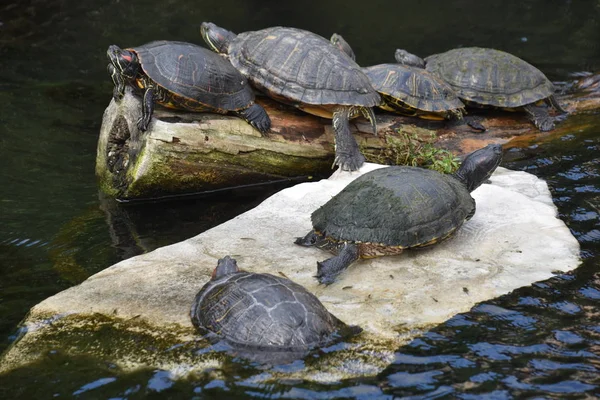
1, 0, 599, 397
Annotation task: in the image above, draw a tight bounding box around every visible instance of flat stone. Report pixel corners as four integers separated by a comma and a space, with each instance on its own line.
0, 164, 580, 377
27, 164, 580, 332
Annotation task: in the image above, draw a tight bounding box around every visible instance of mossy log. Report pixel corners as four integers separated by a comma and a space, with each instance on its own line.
96, 74, 600, 200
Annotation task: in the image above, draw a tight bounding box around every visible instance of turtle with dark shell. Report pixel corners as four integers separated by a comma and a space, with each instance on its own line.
296, 144, 503, 285
190, 256, 360, 363
394, 47, 566, 131
107, 40, 271, 133
201, 23, 381, 171
331, 33, 465, 120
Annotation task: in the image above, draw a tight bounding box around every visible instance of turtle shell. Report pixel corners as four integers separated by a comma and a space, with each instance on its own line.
132, 40, 254, 112
191, 271, 344, 349
424, 47, 555, 108
312, 166, 474, 247
362, 63, 464, 113
227, 27, 380, 107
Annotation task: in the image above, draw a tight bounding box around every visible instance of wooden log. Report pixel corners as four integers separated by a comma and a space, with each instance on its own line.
96, 74, 600, 200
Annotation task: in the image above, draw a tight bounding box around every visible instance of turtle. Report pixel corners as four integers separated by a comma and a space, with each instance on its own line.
107, 40, 271, 133
394, 47, 567, 131
201, 23, 381, 171
190, 256, 360, 363
295, 144, 503, 285
330, 33, 465, 120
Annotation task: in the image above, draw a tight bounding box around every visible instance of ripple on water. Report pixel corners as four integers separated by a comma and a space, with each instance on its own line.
386, 370, 443, 389
579, 286, 600, 299
502, 376, 597, 394
72, 377, 117, 396
553, 330, 585, 344
529, 359, 598, 372
147, 370, 175, 393
0, 236, 49, 248
458, 390, 512, 399
550, 301, 582, 315
578, 229, 600, 243
472, 304, 538, 330
469, 342, 551, 361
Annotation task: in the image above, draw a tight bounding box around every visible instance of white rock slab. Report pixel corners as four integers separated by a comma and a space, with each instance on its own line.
27, 164, 580, 340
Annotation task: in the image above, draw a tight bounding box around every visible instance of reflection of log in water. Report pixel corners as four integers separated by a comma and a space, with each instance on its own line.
48, 206, 112, 284
98, 182, 299, 260
96, 74, 600, 200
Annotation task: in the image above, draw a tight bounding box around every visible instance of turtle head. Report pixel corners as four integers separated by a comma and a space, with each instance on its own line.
330, 33, 356, 61
201, 22, 235, 54
107, 45, 139, 80
394, 49, 426, 68
453, 144, 503, 192
212, 256, 240, 279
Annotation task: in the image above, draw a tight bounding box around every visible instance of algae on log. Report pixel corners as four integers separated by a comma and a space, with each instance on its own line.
96, 74, 600, 200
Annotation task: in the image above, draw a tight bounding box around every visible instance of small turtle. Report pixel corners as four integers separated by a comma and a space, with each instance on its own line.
107, 41, 270, 133
394, 47, 566, 131
201, 23, 381, 171
296, 144, 503, 285
331, 34, 465, 120
190, 256, 360, 363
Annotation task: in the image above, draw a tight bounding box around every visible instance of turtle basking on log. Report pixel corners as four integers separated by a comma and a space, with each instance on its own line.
331, 33, 465, 121
201, 22, 381, 171
190, 256, 360, 363
394, 47, 567, 131
107, 41, 271, 133
296, 144, 503, 285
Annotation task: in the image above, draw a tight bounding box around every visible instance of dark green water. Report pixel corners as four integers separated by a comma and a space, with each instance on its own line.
1, 0, 599, 397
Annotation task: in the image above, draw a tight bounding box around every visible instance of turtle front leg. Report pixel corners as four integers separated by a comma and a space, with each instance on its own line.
523, 104, 556, 132
107, 64, 125, 101
332, 106, 365, 171
235, 103, 271, 134
315, 242, 360, 285
137, 87, 155, 131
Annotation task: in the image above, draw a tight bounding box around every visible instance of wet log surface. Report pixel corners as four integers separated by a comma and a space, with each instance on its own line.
96, 73, 600, 201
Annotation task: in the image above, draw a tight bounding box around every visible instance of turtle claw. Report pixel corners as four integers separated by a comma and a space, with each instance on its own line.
251, 120, 270, 135
315, 260, 341, 286
314, 244, 359, 285
136, 116, 150, 132
238, 103, 271, 135
334, 151, 365, 172
534, 117, 555, 132
314, 269, 336, 286
465, 116, 486, 132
